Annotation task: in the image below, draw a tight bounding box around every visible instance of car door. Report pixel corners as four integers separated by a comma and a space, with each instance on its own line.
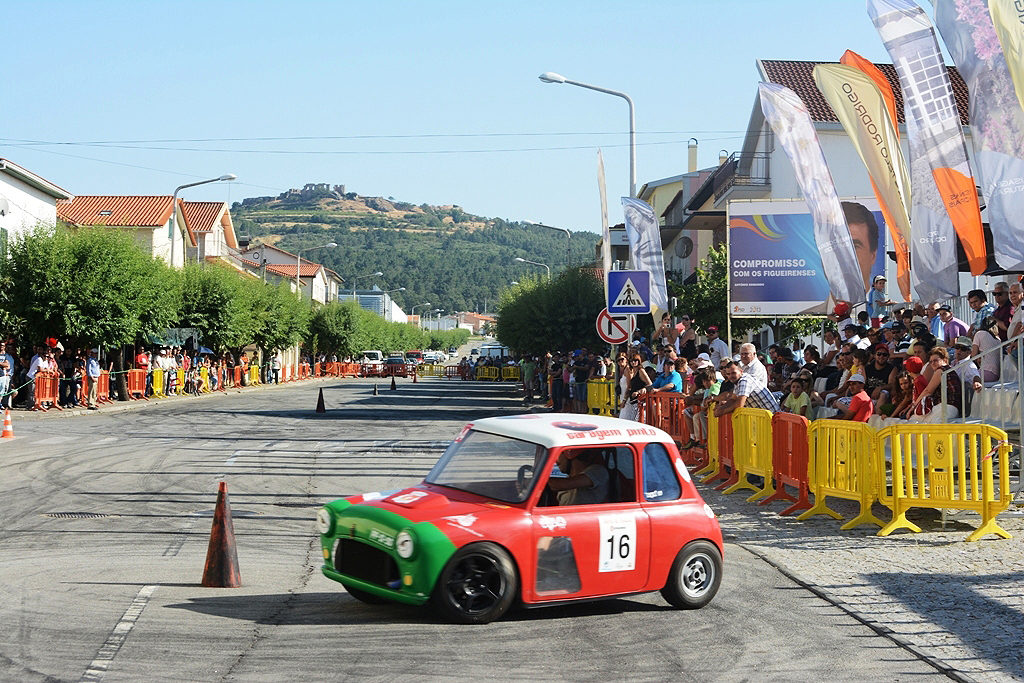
527, 445, 651, 602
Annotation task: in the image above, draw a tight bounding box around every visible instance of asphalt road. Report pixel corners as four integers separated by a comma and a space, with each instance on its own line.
0, 377, 943, 682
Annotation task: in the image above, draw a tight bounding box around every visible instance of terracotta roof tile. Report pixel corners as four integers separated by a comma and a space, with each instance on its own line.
57, 195, 174, 227
760, 59, 969, 126
237, 257, 321, 279
180, 201, 223, 233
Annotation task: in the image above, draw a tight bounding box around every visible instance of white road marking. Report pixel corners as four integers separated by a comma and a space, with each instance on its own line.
79, 584, 157, 682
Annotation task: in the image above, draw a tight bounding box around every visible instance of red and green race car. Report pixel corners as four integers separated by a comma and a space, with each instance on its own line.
316, 413, 724, 623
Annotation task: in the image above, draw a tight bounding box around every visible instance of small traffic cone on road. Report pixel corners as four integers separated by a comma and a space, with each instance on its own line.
315, 388, 326, 414
373, 384, 378, 396
412, 370, 418, 383
1, 410, 13, 439
390, 377, 397, 391
201, 481, 241, 588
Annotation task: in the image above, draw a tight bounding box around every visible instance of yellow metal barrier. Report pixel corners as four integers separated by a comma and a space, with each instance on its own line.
200, 367, 210, 393
695, 411, 719, 478
476, 366, 499, 381
249, 365, 261, 386
417, 364, 445, 377
586, 379, 617, 416
798, 420, 885, 530
875, 424, 1013, 541
724, 407, 775, 502
502, 366, 521, 382
151, 368, 166, 398
176, 368, 185, 395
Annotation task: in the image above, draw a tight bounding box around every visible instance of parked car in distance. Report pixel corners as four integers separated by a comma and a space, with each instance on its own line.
359, 350, 384, 377
382, 357, 410, 377
316, 414, 724, 624
448, 346, 457, 355
406, 350, 424, 365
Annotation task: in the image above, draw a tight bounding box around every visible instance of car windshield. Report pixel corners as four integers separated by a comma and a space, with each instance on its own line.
426, 429, 548, 503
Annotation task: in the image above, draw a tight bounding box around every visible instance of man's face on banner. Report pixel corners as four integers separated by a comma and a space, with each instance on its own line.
846, 219, 877, 293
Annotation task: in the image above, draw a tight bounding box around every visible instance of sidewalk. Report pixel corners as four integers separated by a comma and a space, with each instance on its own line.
696, 476, 1024, 682
10, 374, 339, 420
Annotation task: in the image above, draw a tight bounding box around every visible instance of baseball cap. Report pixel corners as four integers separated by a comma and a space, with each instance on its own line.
891, 322, 906, 332
697, 352, 711, 362
848, 373, 866, 383
707, 325, 718, 333
938, 304, 952, 312
833, 302, 850, 316
904, 356, 924, 373
873, 274, 887, 283
954, 336, 973, 349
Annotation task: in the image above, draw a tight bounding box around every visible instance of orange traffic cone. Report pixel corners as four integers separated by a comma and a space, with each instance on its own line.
315, 388, 326, 414
201, 481, 241, 588
1, 410, 12, 438
412, 369, 418, 383
390, 377, 397, 391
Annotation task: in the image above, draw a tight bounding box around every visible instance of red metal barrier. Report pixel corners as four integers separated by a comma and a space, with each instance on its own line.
314, 362, 321, 377
233, 366, 242, 387
126, 368, 148, 400
360, 362, 380, 377
31, 371, 62, 412
340, 362, 360, 378
639, 393, 688, 445
444, 366, 461, 379
97, 371, 112, 404
758, 412, 812, 515
703, 412, 735, 488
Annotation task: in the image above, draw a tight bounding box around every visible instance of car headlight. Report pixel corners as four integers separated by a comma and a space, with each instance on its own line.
396, 530, 415, 559
315, 507, 333, 535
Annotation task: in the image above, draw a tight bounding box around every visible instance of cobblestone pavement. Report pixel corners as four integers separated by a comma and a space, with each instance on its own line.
695, 476, 1024, 682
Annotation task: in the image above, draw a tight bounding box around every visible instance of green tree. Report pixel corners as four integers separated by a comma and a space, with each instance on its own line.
496, 268, 604, 353
177, 263, 254, 351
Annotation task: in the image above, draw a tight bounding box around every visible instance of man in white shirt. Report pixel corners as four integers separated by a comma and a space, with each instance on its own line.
707, 326, 729, 369
738, 343, 768, 387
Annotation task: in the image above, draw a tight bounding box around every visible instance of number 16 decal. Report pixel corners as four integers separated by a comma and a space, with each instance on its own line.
598, 513, 636, 572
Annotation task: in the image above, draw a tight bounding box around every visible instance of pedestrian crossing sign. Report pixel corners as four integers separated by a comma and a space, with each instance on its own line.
607, 270, 650, 314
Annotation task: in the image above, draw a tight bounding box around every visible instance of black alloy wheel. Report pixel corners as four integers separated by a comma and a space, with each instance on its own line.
431, 542, 518, 624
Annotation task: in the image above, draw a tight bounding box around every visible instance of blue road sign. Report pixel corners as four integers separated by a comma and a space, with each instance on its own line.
607, 270, 650, 314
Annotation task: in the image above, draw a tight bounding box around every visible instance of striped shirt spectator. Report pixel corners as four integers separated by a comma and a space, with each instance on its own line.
714, 360, 781, 416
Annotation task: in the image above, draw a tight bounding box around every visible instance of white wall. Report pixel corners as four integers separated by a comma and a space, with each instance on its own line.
0, 174, 59, 238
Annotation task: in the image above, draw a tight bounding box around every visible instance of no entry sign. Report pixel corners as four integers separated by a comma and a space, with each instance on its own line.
595, 308, 635, 344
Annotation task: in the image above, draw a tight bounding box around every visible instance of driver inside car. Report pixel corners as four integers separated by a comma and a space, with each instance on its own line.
547, 449, 610, 505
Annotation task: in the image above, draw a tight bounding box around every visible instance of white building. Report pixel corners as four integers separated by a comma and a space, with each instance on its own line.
0, 159, 73, 253
233, 243, 341, 304
339, 286, 406, 322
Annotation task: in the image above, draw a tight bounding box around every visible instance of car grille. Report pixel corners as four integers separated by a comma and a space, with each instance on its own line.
334, 538, 400, 587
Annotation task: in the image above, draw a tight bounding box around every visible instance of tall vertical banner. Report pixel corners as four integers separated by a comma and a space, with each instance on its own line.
758, 82, 866, 304
836, 51, 914, 302
989, 0, 1024, 112
598, 149, 611, 301
621, 197, 668, 324
935, 0, 1024, 272
869, 0, 987, 285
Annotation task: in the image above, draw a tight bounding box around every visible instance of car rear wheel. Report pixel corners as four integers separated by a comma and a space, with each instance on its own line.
342, 583, 388, 605
660, 540, 722, 609
431, 542, 517, 624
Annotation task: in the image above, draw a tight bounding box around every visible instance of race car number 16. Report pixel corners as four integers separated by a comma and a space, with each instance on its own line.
598, 513, 636, 572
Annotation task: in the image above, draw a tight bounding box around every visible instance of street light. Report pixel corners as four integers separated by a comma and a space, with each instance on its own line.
412, 302, 432, 328
295, 242, 337, 299
169, 173, 236, 267
526, 220, 571, 266
515, 256, 550, 280
539, 71, 636, 198
430, 308, 445, 332
350, 270, 383, 301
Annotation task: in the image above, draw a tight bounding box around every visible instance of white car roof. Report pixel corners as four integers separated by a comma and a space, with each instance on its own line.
468, 413, 674, 450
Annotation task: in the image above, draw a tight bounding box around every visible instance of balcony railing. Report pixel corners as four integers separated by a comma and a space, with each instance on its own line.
714, 152, 771, 201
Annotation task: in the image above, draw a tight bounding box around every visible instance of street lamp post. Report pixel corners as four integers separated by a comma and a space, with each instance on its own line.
539, 71, 636, 198
350, 271, 383, 303
526, 220, 571, 266
295, 242, 337, 300
169, 174, 236, 267
515, 256, 550, 280
411, 302, 432, 328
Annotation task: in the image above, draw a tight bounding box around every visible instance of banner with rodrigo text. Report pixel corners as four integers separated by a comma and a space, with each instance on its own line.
728, 198, 887, 316
935, 0, 1024, 272
758, 82, 866, 305
869, 0, 986, 286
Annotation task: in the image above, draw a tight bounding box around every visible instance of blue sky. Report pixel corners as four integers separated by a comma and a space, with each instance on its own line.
3, 1, 931, 233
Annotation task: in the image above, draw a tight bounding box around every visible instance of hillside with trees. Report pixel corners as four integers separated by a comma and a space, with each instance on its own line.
232, 185, 599, 313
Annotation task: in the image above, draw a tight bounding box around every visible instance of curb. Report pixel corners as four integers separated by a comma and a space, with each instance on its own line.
735, 541, 977, 683
11, 375, 340, 420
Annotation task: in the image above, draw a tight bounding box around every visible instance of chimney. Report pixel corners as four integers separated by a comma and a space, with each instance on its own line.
687, 138, 698, 173
719, 149, 729, 166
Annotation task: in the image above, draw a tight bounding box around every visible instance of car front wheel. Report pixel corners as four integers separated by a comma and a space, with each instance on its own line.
660, 540, 722, 609
431, 542, 518, 624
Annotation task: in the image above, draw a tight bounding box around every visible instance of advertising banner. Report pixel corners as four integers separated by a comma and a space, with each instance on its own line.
758, 82, 867, 304
728, 198, 887, 316
989, 0, 1024, 112
598, 149, 611, 300
621, 197, 668, 323
935, 0, 1024, 272
869, 0, 986, 285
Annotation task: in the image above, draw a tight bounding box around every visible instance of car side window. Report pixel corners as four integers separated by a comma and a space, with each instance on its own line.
641, 443, 681, 502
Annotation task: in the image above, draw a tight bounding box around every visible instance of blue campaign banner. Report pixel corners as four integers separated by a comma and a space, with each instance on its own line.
728, 199, 886, 316
607, 270, 651, 314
